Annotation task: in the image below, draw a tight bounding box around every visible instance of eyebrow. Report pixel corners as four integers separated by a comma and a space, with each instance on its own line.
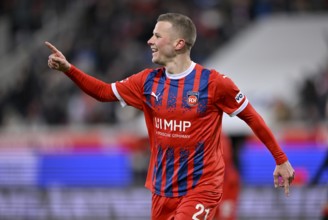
153, 32, 161, 37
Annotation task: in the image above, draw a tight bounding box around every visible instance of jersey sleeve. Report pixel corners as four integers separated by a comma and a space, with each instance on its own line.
112, 69, 149, 110
237, 103, 288, 165
64, 65, 118, 102
213, 73, 248, 116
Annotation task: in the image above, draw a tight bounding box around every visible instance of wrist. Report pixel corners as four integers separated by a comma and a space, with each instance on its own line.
276, 155, 288, 165
64, 63, 72, 73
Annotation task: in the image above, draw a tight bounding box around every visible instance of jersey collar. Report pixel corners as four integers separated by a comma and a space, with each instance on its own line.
165, 61, 196, 80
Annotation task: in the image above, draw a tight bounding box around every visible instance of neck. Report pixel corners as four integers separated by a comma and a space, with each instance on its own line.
165, 55, 192, 74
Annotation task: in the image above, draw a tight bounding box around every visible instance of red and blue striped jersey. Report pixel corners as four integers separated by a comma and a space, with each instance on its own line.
112, 62, 248, 197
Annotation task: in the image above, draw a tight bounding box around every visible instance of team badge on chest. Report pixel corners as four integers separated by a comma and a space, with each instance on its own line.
187, 91, 199, 106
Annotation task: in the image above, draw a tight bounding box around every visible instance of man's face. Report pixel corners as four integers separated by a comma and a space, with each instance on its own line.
147, 21, 178, 65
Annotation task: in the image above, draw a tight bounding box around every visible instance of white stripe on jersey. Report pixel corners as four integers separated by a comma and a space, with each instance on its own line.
230, 98, 249, 117
111, 83, 127, 107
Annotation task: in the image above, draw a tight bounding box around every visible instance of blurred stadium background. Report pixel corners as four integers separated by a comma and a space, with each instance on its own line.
0, 0, 327, 219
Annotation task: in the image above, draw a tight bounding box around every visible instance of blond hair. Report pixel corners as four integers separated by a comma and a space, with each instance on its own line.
157, 13, 197, 50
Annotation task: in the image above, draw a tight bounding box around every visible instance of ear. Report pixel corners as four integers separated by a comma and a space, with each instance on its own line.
175, 39, 187, 50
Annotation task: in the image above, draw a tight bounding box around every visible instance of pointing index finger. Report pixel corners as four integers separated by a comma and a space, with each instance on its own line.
45, 41, 60, 53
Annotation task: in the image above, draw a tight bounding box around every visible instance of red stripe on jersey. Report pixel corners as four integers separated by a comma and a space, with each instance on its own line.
149, 71, 163, 107
175, 78, 185, 110
161, 78, 170, 110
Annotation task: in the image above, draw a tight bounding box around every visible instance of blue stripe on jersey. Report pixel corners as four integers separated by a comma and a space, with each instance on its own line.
182, 69, 196, 109
164, 147, 174, 197
144, 69, 160, 106
178, 148, 189, 196
167, 79, 179, 109
155, 146, 163, 194
192, 142, 204, 188
197, 69, 211, 114
155, 74, 166, 107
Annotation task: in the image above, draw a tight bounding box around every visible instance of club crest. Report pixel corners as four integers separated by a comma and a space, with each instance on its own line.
187, 91, 199, 106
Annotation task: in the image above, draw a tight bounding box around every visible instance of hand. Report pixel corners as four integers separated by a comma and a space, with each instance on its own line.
45, 41, 71, 72
273, 160, 295, 196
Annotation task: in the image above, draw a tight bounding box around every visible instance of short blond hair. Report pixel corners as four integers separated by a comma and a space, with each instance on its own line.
157, 13, 197, 50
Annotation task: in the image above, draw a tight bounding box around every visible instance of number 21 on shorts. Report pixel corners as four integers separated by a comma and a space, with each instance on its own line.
192, 203, 210, 220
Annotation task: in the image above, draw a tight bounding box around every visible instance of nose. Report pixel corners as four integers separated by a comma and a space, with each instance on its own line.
147, 35, 154, 46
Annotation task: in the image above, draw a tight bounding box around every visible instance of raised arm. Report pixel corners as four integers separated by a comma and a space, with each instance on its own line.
45, 41, 117, 102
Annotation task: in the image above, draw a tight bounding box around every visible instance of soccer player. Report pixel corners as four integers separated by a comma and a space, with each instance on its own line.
46, 13, 295, 220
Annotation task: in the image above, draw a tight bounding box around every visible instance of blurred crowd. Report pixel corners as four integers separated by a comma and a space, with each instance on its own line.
299, 62, 328, 124
0, 0, 328, 127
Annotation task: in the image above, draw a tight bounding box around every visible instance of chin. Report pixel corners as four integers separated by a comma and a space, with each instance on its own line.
152, 59, 162, 65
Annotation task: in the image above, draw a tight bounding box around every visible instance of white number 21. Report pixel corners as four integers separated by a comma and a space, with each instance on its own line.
192, 203, 210, 220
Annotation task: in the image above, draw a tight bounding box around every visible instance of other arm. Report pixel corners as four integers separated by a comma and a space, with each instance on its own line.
237, 103, 295, 196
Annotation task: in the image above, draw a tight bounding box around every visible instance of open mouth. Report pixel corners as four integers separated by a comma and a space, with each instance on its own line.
151, 48, 158, 54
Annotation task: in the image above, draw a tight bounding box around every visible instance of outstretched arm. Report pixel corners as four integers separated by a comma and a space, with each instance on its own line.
237, 103, 295, 196
45, 42, 117, 102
